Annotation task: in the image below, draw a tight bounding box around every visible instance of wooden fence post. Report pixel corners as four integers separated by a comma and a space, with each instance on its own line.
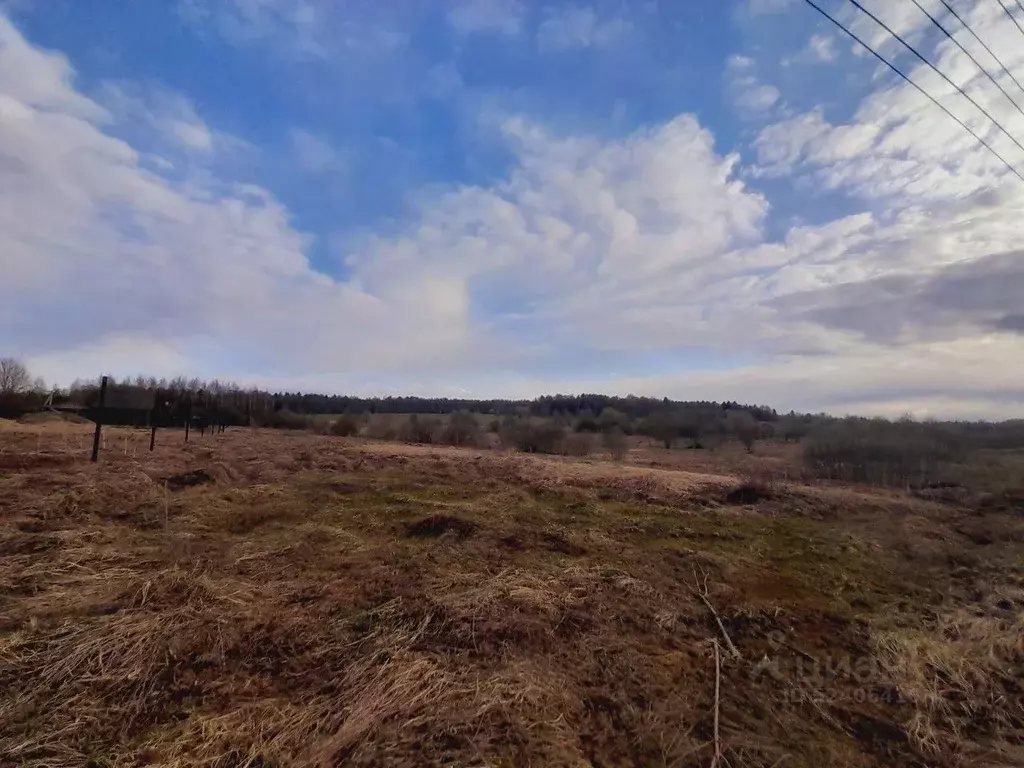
90, 375, 108, 462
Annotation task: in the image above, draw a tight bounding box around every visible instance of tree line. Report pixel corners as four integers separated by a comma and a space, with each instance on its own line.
4, 357, 1024, 490
0, 360, 786, 434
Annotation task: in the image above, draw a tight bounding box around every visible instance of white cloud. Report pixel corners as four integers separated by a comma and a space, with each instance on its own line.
739, 0, 795, 18
0, 14, 478, 383
556, 336, 1024, 420
785, 33, 837, 66
807, 34, 837, 63
345, 113, 769, 356
0, 15, 106, 121
289, 128, 343, 174
5, 9, 1024, 418
27, 335, 195, 385
179, 0, 327, 57
448, 0, 522, 36
842, 0, 932, 60
180, 0, 409, 61
726, 54, 781, 118
99, 83, 234, 159
537, 5, 632, 50
167, 118, 214, 151
753, 3, 1024, 201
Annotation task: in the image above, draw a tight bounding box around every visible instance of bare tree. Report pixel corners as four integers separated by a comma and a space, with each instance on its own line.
0, 358, 32, 395
642, 409, 679, 449
603, 426, 628, 461
725, 409, 759, 453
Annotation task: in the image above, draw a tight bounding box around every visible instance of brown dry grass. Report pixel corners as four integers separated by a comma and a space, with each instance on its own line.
0, 420, 1022, 766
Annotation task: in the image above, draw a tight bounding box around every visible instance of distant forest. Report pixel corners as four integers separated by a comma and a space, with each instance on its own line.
5, 360, 1024, 489
54, 374, 783, 426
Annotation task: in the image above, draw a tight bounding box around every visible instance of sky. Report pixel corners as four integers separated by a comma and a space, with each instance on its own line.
2, 0, 1024, 419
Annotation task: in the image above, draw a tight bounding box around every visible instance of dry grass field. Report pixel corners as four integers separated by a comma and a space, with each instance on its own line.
1, 419, 1022, 767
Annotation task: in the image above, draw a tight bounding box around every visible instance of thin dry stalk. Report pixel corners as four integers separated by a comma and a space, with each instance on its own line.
691, 566, 741, 661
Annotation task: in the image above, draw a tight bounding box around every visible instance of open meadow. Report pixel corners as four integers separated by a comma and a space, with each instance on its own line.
1, 419, 1022, 767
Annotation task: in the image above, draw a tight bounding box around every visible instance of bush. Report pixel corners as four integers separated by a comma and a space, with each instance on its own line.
779, 418, 810, 443
329, 415, 361, 437
500, 418, 566, 454
803, 419, 966, 487
597, 407, 627, 434
263, 409, 313, 431
725, 410, 759, 452
398, 414, 441, 444
641, 409, 680, 449
365, 415, 399, 441
441, 411, 481, 447
562, 432, 594, 457
677, 420, 701, 447
603, 427, 628, 461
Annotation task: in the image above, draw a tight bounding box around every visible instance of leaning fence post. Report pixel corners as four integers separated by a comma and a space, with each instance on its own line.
90, 375, 108, 462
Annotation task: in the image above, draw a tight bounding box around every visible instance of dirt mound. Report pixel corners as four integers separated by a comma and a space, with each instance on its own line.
405, 515, 478, 539
725, 482, 773, 505
165, 468, 215, 490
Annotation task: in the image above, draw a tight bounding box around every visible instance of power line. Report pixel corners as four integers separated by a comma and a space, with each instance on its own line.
843, 0, 1024, 157
798, 0, 1024, 182
996, 0, 1024, 39
937, 0, 1024, 102
909, 0, 1024, 118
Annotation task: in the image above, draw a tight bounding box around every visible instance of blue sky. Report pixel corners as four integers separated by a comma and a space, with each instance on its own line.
3, 0, 1024, 417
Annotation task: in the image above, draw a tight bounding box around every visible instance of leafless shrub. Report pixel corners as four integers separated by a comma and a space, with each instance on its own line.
603, 427, 628, 461
398, 414, 442, 444
725, 410, 759, 453
365, 415, 400, 441
561, 431, 593, 457
804, 419, 966, 487
330, 415, 362, 437
262, 409, 314, 431
441, 411, 482, 447
500, 418, 566, 454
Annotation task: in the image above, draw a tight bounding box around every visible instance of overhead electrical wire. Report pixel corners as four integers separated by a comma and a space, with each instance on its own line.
798, 0, 1024, 182
909, 0, 1024, 118
937, 0, 1024, 101
995, 0, 1024, 39
842, 0, 1024, 158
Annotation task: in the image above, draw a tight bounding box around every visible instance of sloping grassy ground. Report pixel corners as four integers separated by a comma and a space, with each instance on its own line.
1, 423, 1022, 767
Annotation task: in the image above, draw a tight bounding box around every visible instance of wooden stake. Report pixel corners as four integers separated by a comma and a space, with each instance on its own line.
711, 640, 723, 768
90, 376, 108, 462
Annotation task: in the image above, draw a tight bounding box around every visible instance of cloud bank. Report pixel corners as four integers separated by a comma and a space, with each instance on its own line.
3, 3, 1024, 418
